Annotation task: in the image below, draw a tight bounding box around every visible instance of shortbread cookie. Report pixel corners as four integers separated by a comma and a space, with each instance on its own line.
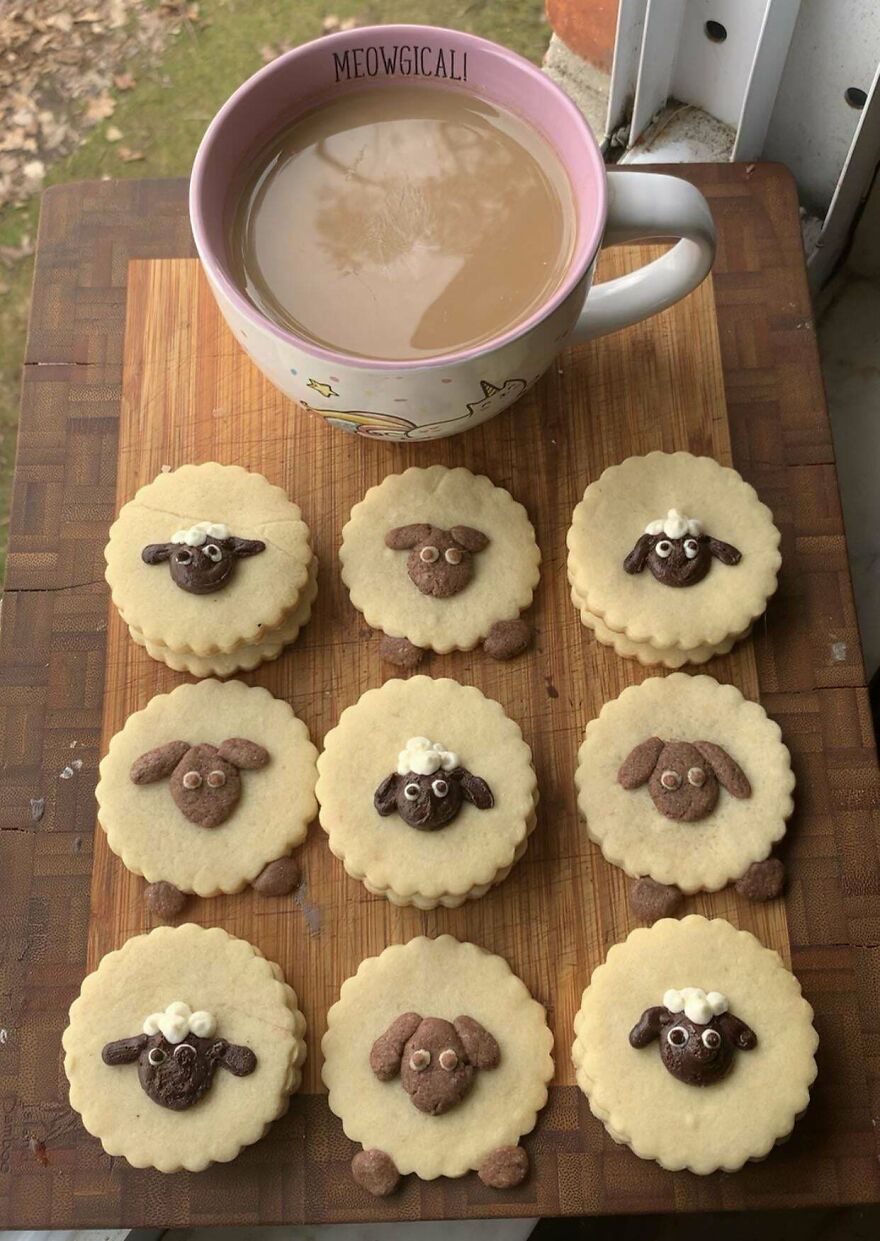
567, 453, 781, 650
97, 680, 317, 899
570, 581, 747, 667
323, 935, 553, 1191
576, 675, 794, 898
316, 676, 537, 909
340, 465, 540, 661
572, 916, 818, 1173
129, 558, 318, 677
63, 923, 307, 1172
106, 463, 312, 655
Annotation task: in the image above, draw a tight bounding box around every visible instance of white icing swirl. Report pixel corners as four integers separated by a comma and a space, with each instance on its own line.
662, 987, 728, 1025
142, 1000, 217, 1044
397, 736, 459, 777
644, 509, 702, 540
170, 521, 230, 547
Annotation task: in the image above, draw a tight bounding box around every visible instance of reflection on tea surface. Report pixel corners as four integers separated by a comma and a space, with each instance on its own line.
229, 85, 576, 360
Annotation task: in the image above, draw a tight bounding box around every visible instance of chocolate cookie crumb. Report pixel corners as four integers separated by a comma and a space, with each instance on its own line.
629, 876, 684, 923
379, 635, 425, 669
735, 857, 785, 901
478, 1144, 529, 1189
483, 618, 531, 661
251, 856, 300, 896
352, 1148, 400, 1196
145, 880, 187, 920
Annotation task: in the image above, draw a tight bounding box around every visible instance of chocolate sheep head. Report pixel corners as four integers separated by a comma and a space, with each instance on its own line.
385, 524, 489, 598
130, 737, 270, 828
618, 737, 750, 822
101, 1001, 256, 1110
629, 987, 757, 1086
373, 737, 493, 831
623, 508, 741, 588
369, 1011, 500, 1115
142, 521, 265, 594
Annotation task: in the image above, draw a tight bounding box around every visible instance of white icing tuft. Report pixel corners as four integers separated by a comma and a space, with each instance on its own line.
397, 736, 459, 777
143, 1001, 217, 1043
170, 521, 230, 547
662, 987, 728, 1025
644, 509, 702, 540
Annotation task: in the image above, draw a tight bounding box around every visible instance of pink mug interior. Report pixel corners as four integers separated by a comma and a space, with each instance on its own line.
190, 23, 608, 369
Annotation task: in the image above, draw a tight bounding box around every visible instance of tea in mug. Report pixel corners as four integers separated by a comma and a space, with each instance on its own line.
228, 84, 576, 361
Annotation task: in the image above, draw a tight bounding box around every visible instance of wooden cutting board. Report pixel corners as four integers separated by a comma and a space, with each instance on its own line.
91, 250, 790, 1090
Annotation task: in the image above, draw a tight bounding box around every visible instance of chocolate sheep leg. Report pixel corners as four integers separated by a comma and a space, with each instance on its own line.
251, 856, 300, 896
483, 618, 532, 660
145, 880, 188, 920
352, 1148, 401, 1196
629, 876, 684, 923
378, 635, 426, 669
478, 1146, 530, 1189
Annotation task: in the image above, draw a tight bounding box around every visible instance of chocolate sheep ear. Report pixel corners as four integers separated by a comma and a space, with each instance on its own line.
141, 543, 175, 565
217, 738, 269, 769
217, 1041, 258, 1076
618, 737, 665, 790
454, 769, 494, 810
453, 1015, 500, 1069
717, 1011, 757, 1050
628, 1006, 672, 1048
693, 741, 751, 799
374, 773, 402, 816
130, 740, 191, 784
102, 1033, 148, 1065
450, 526, 489, 553
707, 537, 742, 566
385, 524, 433, 550
623, 533, 654, 575
227, 536, 266, 558
369, 1011, 423, 1080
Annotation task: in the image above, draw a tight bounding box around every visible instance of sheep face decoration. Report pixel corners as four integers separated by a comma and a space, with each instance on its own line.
141, 521, 266, 594
385, 524, 489, 598
629, 987, 757, 1086
373, 737, 494, 831
101, 1001, 257, 1110
623, 509, 742, 588
369, 1011, 500, 1115
618, 737, 751, 822
130, 737, 270, 829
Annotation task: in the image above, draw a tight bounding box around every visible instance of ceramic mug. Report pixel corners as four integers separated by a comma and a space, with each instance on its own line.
191, 24, 715, 442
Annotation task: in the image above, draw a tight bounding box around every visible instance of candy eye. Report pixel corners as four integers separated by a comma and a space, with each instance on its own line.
148, 1046, 167, 1066
655, 540, 673, 558
659, 769, 681, 791
667, 1025, 688, 1047
175, 549, 193, 565
439, 1048, 458, 1071
203, 543, 223, 563
683, 538, 700, 559
404, 783, 420, 801
431, 779, 448, 798
207, 769, 227, 788
701, 1028, 721, 1050
687, 766, 706, 787
444, 548, 462, 565
409, 1049, 430, 1071
182, 770, 203, 790
174, 1043, 196, 1062
419, 546, 439, 564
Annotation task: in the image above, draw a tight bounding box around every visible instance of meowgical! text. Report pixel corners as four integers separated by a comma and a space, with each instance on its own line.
332, 44, 469, 83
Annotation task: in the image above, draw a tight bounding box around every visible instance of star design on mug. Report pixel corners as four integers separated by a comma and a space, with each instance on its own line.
307, 379, 338, 399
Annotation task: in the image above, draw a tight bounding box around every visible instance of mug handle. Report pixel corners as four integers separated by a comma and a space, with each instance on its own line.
571, 170, 716, 343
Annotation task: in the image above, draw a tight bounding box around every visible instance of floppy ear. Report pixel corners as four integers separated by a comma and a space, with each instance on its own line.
618, 737, 665, 790
217, 1041, 258, 1076
693, 741, 751, 799
453, 1015, 500, 1070
130, 740, 191, 784
374, 773, 402, 816
217, 738, 269, 769
141, 543, 174, 565
227, 536, 266, 558
450, 526, 489, 553
385, 524, 433, 550
102, 1034, 148, 1065
706, 537, 742, 566
716, 1011, 757, 1050
369, 1011, 422, 1080
454, 769, 494, 810
628, 1006, 672, 1049
623, 533, 654, 575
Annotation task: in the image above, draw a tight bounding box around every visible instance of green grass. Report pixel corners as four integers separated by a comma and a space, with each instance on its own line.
0, 0, 549, 582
